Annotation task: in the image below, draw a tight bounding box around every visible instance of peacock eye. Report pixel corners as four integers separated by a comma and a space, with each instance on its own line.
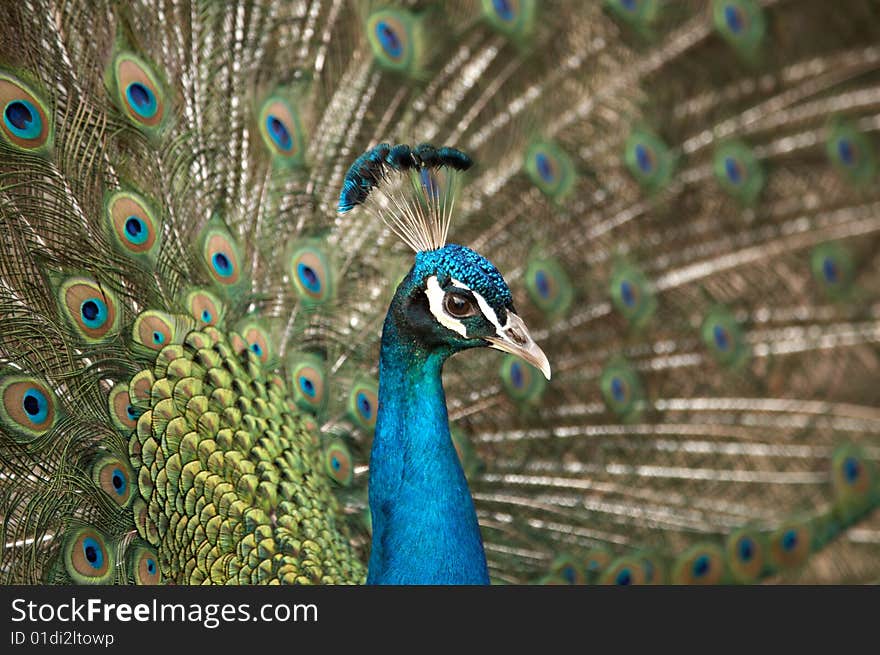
443, 292, 477, 318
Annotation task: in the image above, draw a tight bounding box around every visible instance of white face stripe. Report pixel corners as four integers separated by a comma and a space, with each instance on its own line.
426, 276, 467, 336
453, 277, 508, 335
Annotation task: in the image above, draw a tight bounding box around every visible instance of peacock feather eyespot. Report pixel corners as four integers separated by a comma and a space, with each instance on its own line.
810, 242, 854, 299
624, 128, 675, 191
701, 306, 750, 368
831, 446, 875, 521
366, 8, 420, 74
826, 119, 876, 185
713, 141, 764, 204
599, 556, 647, 585
600, 358, 644, 419
725, 528, 765, 582
289, 241, 334, 305
105, 190, 161, 258
671, 544, 725, 585
59, 278, 119, 342
91, 454, 134, 506
0, 375, 59, 442
500, 354, 546, 404
768, 522, 812, 570
133, 311, 177, 352
480, 0, 536, 40
604, 0, 660, 29
712, 0, 765, 56
0, 71, 52, 153
199, 222, 244, 289
128, 544, 162, 585
524, 141, 576, 201
583, 548, 613, 583
108, 383, 138, 432
238, 322, 272, 365
348, 379, 379, 432
289, 353, 327, 413
63, 527, 115, 584
186, 289, 223, 327
324, 439, 353, 486
550, 555, 584, 585
609, 260, 656, 327
109, 53, 167, 131
258, 96, 304, 164
525, 255, 573, 317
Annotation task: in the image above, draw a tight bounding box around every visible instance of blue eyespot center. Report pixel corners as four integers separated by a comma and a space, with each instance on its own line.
635, 144, 654, 173
146, 558, 156, 574
21, 388, 48, 423
738, 537, 754, 562
297, 263, 321, 293
212, 252, 233, 278
692, 554, 710, 578
152, 331, 165, 345
250, 342, 263, 357
111, 468, 126, 495
837, 139, 856, 167
126, 404, 137, 420
299, 376, 316, 398
620, 0, 638, 11
331, 456, 341, 471
82, 537, 103, 569
80, 298, 108, 329
266, 115, 292, 151
611, 376, 626, 403
201, 309, 212, 323
725, 157, 743, 184
822, 257, 839, 284
510, 361, 524, 388
843, 457, 861, 484
125, 82, 158, 119
377, 21, 403, 58
357, 391, 372, 419
535, 270, 551, 298
620, 280, 636, 307
492, 0, 515, 21
724, 5, 745, 34
4, 99, 42, 139
124, 216, 149, 245
781, 529, 798, 552
615, 569, 632, 585
535, 153, 556, 183
713, 325, 730, 351
562, 566, 576, 584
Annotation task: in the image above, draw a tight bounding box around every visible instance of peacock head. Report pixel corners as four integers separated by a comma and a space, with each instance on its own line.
339, 142, 550, 378
390, 243, 550, 378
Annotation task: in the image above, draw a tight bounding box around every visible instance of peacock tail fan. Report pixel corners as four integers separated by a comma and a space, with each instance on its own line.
0, 0, 879, 585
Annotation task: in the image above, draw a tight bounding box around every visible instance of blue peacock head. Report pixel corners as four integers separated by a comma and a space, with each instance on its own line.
338, 143, 550, 378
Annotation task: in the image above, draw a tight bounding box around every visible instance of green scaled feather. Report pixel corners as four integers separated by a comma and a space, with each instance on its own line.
600, 357, 645, 421
480, 0, 537, 42
524, 254, 573, 318
0, 70, 53, 155
499, 355, 546, 405
609, 259, 656, 328
712, 0, 766, 61
810, 242, 855, 300
524, 140, 576, 202
624, 127, 675, 192
713, 140, 764, 205
825, 118, 876, 186
105, 49, 170, 137
701, 306, 750, 369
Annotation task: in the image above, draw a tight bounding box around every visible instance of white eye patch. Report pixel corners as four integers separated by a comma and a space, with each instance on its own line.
425, 276, 468, 337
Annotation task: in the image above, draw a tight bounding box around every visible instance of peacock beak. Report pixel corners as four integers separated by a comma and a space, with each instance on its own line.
485, 312, 551, 381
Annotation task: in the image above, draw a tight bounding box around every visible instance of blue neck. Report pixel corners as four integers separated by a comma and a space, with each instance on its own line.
367, 314, 489, 584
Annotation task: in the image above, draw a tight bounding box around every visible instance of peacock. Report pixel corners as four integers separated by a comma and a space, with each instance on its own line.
2, 0, 880, 586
